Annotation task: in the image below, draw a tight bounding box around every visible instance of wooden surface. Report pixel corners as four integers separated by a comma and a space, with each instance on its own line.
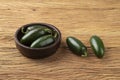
0, 0, 120, 80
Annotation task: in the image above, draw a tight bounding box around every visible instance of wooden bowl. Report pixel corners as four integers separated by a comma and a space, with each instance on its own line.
14, 23, 61, 59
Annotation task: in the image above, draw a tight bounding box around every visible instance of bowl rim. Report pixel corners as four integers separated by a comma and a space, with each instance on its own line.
14, 23, 61, 50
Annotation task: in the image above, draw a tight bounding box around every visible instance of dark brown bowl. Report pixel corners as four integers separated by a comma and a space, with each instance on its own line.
14, 23, 61, 59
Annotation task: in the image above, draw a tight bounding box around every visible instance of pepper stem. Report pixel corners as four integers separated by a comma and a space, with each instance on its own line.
21, 27, 26, 34
81, 51, 88, 57
44, 28, 52, 34
53, 31, 58, 38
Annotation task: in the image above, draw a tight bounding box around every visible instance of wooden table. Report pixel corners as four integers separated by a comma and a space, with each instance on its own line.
0, 0, 120, 80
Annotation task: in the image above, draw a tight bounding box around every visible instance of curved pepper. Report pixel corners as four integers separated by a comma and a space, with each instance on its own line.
20, 28, 52, 46
30, 35, 55, 48
66, 37, 88, 57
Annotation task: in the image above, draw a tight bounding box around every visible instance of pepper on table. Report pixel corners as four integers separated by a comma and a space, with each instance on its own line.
66, 36, 88, 57
90, 35, 105, 58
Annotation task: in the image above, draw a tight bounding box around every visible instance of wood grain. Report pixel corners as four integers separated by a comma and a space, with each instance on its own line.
0, 0, 120, 80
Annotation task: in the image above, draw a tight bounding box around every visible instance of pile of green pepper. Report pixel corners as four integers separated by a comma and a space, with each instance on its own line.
20, 25, 58, 48
20, 25, 105, 59
66, 35, 105, 58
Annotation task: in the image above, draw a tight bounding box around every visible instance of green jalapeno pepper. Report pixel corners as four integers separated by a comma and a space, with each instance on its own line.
27, 25, 45, 32
30, 35, 55, 48
66, 37, 88, 57
90, 35, 105, 58
21, 25, 51, 34
20, 28, 52, 46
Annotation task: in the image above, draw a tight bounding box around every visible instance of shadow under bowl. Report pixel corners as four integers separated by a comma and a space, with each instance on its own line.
14, 23, 61, 59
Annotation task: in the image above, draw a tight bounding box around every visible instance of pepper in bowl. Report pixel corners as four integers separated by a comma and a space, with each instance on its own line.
14, 23, 61, 59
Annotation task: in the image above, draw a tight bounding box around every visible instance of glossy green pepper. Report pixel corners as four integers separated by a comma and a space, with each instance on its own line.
27, 25, 45, 32
90, 35, 105, 58
21, 25, 51, 34
20, 28, 52, 46
66, 37, 88, 57
30, 35, 55, 48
